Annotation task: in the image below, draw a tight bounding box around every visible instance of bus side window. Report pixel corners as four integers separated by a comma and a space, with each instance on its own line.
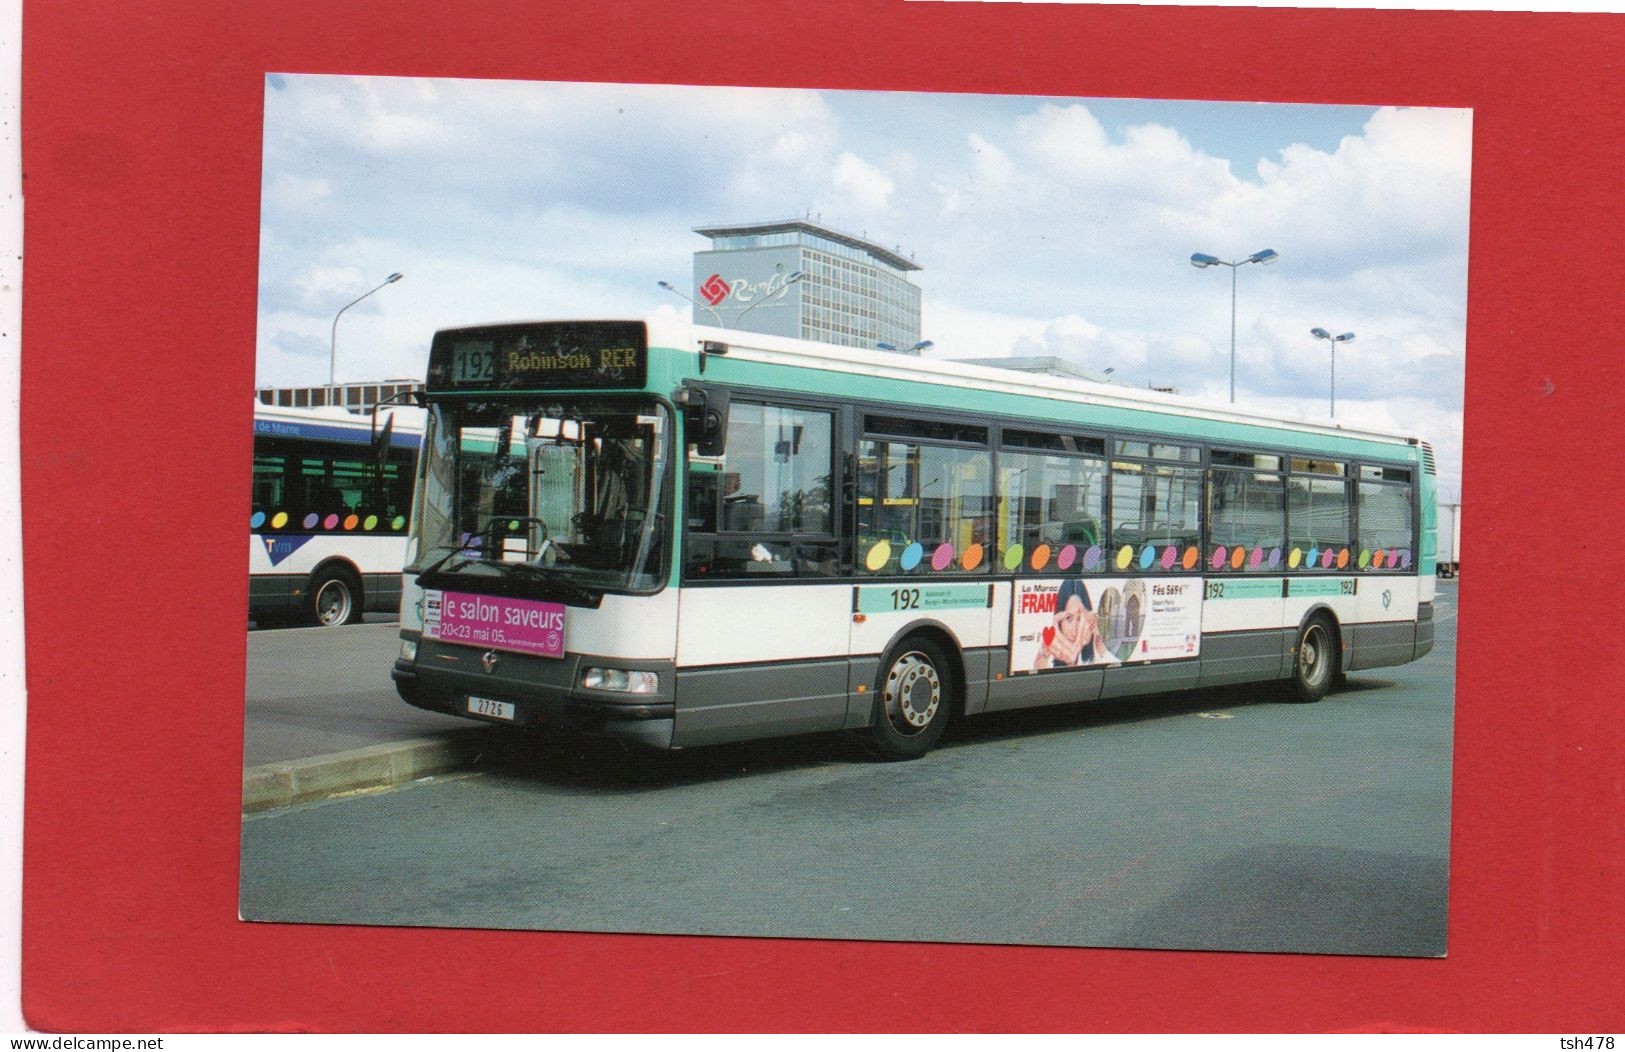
683, 402, 836, 579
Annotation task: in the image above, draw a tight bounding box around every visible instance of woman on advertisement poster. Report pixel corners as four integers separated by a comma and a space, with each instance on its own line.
1033, 578, 1121, 670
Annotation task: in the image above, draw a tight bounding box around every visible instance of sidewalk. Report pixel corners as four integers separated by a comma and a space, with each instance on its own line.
242, 621, 502, 812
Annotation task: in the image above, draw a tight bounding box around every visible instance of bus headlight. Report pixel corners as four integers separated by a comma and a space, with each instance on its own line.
581, 667, 658, 694
399, 639, 418, 663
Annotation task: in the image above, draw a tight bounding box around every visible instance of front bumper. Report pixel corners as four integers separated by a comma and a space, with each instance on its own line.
393, 633, 676, 748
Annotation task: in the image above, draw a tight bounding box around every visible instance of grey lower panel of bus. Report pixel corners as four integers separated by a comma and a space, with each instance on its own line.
1415, 603, 1435, 661
673, 659, 851, 748
1198, 629, 1293, 687
672, 617, 1433, 747
1103, 658, 1203, 698
1346, 619, 1420, 671
986, 654, 1208, 711
673, 647, 1001, 748
985, 664, 1102, 712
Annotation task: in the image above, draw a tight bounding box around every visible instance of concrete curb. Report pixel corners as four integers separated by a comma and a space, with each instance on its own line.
242, 733, 494, 813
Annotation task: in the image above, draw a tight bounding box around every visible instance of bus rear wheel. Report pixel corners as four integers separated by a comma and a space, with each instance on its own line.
1288, 615, 1338, 703
308, 566, 361, 627
863, 636, 954, 760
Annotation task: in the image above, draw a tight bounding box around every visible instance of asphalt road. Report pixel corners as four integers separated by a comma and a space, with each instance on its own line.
240, 583, 1457, 957
243, 621, 474, 766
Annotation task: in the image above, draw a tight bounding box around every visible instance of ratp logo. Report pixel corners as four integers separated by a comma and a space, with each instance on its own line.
699, 273, 731, 306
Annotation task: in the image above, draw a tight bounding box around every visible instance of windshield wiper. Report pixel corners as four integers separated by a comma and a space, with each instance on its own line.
416, 543, 478, 577
494, 562, 603, 605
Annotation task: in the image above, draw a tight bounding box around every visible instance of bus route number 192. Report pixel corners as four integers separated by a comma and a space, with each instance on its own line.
452, 342, 497, 383
889, 588, 921, 610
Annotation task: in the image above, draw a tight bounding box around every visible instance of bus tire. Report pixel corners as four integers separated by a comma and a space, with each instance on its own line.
307, 565, 361, 627
862, 636, 954, 760
1288, 614, 1338, 703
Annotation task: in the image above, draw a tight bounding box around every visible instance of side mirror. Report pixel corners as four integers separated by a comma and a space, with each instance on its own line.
370, 410, 396, 468
679, 384, 730, 457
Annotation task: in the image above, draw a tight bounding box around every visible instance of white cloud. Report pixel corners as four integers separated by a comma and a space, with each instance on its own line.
266, 173, 331, 213
828, 152, 895, 213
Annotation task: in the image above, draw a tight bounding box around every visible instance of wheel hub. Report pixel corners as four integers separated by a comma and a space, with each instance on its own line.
1301, 626, 1326, 683
885, 652, 941, 731
316, 581, 351, 626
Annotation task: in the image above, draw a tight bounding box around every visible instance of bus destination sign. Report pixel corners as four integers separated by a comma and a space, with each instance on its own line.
428, 321, 647, 391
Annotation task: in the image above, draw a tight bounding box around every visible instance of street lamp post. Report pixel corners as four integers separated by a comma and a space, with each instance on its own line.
735, 270, 806, 326
1311, 327, 1356, 417
329, 272, 403, 388
876, 339, 935, 355
657, 280, 724, 326
1189, 248, 1279, 403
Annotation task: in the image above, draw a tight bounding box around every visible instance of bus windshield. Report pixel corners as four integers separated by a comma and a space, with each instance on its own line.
414, 397, 670, 594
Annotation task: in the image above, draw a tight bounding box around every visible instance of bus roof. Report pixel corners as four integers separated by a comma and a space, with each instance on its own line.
643, 316, 1420, 450
253, 401, 425, 433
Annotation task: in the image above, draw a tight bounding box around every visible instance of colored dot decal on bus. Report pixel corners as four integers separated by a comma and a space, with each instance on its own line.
270, 512, 287, 529
1267, 547, 1282, 569
1288, 548, 1302, 569
1138, 545, 1156, 570
1249, 547, 1264, 569
1210, 546, 1227, 570
1371, 549, 1384, 568
931, 543, 955, 571
391, 516, 406, 530
1030, 544, 1052, 571
250, 511, 265, 529
364, 515, 378, 531
1306, 546, 1320, 568
344, 514, 359, 531
1160, 545, 1177, 570
1399, 550, 1412, 568
1321, 548, 1335, 568
961, 543, 984, 571
1182, 546, 1199, 570
323, 513, 340, 530
865, 540, 892, 572
1230, 546, 1247, 570
1337, 548, 1350, 569
303, 513, 319, 529
1003, 545, 1025, 571
900, 542, 923, 572
1116, 545, 1134, 570
1060, 545, 1080, 571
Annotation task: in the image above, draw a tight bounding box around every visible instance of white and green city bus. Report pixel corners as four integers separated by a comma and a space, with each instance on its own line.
392, 319, 1436, 759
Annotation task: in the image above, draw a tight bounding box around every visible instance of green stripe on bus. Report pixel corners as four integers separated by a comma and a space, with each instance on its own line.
1207, 578, 1283, 600
1290, 578, 1352, 597
856, 583, 989, 614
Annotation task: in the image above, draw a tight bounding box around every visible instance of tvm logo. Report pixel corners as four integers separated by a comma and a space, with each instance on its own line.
699, 273, 731, 306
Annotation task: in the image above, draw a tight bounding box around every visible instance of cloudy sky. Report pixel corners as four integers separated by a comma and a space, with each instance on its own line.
257, 75, 1470, 497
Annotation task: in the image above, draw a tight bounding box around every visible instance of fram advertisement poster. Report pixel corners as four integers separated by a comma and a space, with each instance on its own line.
1011, 577, 1202, 674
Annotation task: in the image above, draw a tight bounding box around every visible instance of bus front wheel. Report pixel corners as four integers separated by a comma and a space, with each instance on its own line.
863, 636, 954, 760
308, 566, 361, 627
1288, 615, 1338, 703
